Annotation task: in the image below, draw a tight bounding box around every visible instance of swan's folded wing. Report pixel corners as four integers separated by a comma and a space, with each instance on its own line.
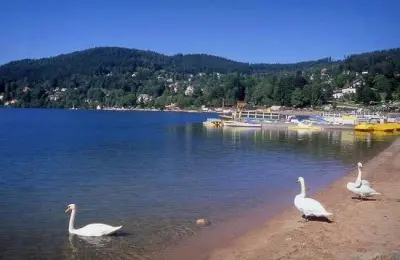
77, 223, 121, 236
361, 180, 371, 187
92, 224, 121, 236
302, 198, 329, 214
354, 180, 363, 188
359, 185, 379, 195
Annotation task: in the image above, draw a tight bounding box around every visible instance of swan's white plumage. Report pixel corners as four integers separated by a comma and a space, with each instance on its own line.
348, 162, 370, 188
70, 223, 122, 237
346, 182, 380, 198
354, 179, 370, 187
294, 177, 332, 219
346, 162, 380, 199
65, 204, 122, 237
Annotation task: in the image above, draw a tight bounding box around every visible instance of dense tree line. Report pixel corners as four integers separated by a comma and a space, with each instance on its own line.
0, 47, 399, 109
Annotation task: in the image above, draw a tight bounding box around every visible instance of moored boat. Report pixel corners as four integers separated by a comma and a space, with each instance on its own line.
372, 122, 400, 132
354, 122, 400, 132
219, 114, 233, 121
223, 120, 261, 127
354, 123, 375, 132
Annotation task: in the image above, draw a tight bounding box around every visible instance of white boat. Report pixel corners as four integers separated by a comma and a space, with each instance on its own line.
223, 120, 261, 127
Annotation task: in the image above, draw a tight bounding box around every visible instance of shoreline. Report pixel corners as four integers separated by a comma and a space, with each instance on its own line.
206, 137, 400, 260
2, 106, 399, 118
158, 137, 400, 260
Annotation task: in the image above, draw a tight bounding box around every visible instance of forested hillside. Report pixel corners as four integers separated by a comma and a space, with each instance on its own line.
0, 47, 399, 109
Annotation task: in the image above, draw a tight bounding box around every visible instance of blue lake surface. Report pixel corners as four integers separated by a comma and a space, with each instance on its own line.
0, 109, 396, 259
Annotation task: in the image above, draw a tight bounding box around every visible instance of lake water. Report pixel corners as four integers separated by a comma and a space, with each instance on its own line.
0, 109, 396, 260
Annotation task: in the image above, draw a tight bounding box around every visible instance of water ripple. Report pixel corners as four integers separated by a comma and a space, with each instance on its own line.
0, 109, 396, 259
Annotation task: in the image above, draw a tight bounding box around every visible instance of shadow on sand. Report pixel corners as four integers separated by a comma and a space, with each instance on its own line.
301, 214, 333, 223
351, 197, 377, 201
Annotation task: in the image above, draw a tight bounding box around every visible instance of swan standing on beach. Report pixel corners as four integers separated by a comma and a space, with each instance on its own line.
294, 177, 333, 221
346, 178, 381, 201
346, 162, 381, 200
65, 204, 122, 237
347, 162, 370, 188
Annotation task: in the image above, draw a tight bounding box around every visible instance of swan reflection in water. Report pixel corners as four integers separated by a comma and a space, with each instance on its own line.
296, 130, 313, 139
67, 232, 133, 260
69, 234, 113, 248
67, 235, 112, 260
68, 231, 131, 248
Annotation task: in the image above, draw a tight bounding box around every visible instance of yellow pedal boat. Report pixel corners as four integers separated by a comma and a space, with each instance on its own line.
372, 123, 400, 132
354, 123, 375, 132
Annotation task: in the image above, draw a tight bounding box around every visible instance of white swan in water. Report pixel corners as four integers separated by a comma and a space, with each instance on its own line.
65, 204, 122, 237
294, 177, 333, 221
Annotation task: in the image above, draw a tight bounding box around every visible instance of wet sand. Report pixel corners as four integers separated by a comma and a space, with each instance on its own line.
205, 137, 400, 260
158, 137, 400, 260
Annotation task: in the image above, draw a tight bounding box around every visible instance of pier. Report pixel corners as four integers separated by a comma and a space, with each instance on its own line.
233, 110, 281, 121
261, 122, 355, 131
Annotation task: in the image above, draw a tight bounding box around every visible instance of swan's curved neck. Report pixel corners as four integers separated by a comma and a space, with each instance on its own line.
299, 180, 306, 196
356, 167, 362, 181
69, 209, 76, 233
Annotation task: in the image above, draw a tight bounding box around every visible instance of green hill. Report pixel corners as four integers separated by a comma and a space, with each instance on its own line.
0, 47, 399, 109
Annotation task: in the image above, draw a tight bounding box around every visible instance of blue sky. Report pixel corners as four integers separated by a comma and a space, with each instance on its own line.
0, 0, 399, 65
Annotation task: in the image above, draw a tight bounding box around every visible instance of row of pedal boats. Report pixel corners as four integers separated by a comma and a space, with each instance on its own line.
203, 117, 400, 133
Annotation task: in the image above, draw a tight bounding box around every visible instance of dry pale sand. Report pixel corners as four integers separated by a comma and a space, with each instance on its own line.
205, 137, 400, 260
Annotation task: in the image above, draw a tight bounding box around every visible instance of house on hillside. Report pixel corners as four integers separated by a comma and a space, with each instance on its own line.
137, 94, 153, 104
270, 105, 283, 111
4, 99, 18, 106
333, 87, 357, 99
49, 94, 60, 101
349, 78, 364, 88
333, 91, 344, 99
333, 77, 364, 99
168, 83, 179, 93
165, 103, 183, 110
342, 87, 357, 94
184, 86, 194, 96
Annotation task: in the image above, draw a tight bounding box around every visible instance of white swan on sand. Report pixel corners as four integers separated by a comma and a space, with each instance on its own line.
346, 162, 381, 200
294, 177, 333, 221
347, 162, 370, 188
346, 183, 381, 200
65, 204, 122, 237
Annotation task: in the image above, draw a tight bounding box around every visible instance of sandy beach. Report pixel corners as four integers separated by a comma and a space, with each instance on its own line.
205, 137, 400, 260
158, 137, 400, 260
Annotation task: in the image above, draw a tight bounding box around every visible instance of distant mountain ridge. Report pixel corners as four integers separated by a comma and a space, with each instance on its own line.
0, 46, 338, 79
